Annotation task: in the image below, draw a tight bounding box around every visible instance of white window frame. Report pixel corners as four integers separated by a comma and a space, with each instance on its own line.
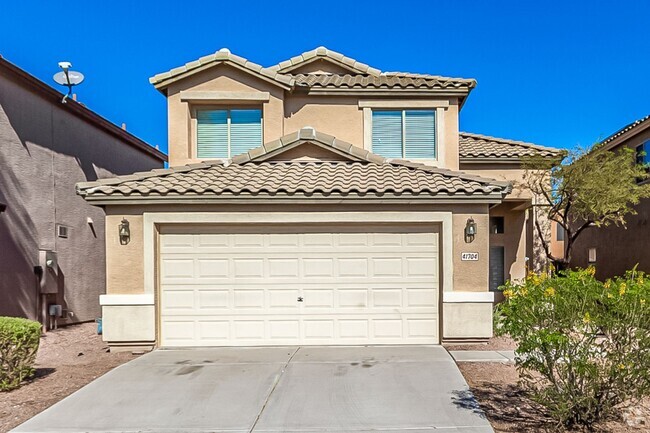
360, 100, 446, 164
192, 106, 264, 159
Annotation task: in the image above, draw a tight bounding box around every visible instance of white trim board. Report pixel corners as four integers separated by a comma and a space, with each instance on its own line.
100, 294, 155, 306
443, 292, 494, 303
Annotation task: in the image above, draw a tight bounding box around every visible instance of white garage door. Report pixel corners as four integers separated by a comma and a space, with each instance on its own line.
159, 226, 439, 346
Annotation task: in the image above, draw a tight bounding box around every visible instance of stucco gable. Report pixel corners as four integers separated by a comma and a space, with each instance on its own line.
268, 46, 382, 76
150, 48, 293, 93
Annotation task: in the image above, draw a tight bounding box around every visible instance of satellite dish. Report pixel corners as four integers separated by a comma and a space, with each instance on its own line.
53, 70, 84, 86
53, 62, 84, 103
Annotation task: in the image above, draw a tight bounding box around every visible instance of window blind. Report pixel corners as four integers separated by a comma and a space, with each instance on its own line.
197, 108, 262, 158
372, 111, 403, 158
230, 109, 262, 156
197, 110, 228, 158
405, 110, 436, 159
371, 110, 436, 159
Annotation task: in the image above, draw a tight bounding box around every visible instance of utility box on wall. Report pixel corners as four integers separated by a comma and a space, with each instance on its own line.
38, 250, 59, 294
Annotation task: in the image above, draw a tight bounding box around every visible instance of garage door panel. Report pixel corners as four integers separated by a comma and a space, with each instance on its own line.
338, 258, 369, 277
160, 228, 439, 347
197, 259, 229, 278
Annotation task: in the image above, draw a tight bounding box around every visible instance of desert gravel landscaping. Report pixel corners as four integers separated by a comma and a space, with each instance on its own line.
0, 323, 138, 433
450, 339, 650, 432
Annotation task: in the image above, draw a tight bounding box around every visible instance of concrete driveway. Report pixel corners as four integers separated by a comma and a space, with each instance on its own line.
13, 346, 493, 433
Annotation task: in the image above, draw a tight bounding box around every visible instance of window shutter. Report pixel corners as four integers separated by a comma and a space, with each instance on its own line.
404, 110, 436, 159
230, 109, 262, 156
197, 110, 228, 158
372, 111, 403, 158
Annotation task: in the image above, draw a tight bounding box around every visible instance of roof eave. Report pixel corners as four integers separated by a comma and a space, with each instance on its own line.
78, 192, 509, 206
151, 60, 293, 93
599, 117, 650, 152
303, 88, 472, 97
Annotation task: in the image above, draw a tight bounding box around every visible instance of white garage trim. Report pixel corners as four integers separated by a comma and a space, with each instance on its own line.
143, 212, 454, 296
158, 228, 440, 346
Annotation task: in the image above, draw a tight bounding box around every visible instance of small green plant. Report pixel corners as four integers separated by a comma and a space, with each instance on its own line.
0, 317, 41, 391
495, 267, 650, 429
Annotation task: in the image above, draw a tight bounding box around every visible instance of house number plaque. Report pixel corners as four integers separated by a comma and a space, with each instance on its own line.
461, 252, 479, 261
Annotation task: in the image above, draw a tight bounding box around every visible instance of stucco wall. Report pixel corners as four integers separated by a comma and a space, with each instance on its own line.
461, 162, 551, 283
284, 95, 363, 147
164, 65, 461, 170
489, 202, 529, 283
572, 199, 650, 279
166, 65, 285, 166
0, 72, 163, 323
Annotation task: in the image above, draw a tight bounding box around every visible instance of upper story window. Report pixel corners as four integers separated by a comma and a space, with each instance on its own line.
636, 141, 650, 166
371, 110, 436, 159
197, 108, 262, 158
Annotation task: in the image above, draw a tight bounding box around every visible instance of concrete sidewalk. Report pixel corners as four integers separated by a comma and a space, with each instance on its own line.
13, 346, 494, 433
449, 350, 516, 363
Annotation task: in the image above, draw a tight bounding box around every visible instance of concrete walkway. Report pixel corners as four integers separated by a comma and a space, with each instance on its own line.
449, 350, 516, 363
13, 346, 493, 433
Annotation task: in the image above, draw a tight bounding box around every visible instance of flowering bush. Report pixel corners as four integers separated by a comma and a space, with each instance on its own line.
495, 267, 650, 428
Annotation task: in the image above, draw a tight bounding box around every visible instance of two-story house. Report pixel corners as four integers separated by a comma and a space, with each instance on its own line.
571, 114, 650, 279
77, 47, 561, 351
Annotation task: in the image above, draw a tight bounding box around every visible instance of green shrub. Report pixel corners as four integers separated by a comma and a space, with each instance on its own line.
0, 317, 41, 391
495, 267, 650, 428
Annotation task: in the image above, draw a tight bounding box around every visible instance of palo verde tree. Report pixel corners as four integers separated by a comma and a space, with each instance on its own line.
523, 145, 650, 269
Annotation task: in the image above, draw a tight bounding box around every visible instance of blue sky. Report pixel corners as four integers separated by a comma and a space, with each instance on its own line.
1, 1, 648, 154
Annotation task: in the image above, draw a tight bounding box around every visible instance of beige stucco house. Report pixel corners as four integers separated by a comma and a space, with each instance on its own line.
572, 115, 650, 279
0, 57, 167, 327
77, 47, 561, 350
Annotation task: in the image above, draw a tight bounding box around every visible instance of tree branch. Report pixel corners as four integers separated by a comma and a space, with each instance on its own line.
535, 215, 559, 263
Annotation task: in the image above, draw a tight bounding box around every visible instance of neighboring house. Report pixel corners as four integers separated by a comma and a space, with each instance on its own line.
0, 57, 167, 326
77, 47, 561, 350
572, 115, 650, 279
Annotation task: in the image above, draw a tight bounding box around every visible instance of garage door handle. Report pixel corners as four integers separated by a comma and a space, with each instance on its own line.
297, 297, 304, 302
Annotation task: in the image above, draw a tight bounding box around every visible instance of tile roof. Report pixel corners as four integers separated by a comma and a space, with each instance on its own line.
459, 132, 563, 160
600, 114, 650, 147
149, 47, 476, 96
149, 48, 293, 89
77, 128, 511, 202
267, 46, 381, 75
77, 162, 507, 199
293, 73, 476, 91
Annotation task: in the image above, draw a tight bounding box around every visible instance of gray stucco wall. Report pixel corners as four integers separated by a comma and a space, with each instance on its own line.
572, 199, 650, 280
570, 126, 650, 280
0, 71, 163, 323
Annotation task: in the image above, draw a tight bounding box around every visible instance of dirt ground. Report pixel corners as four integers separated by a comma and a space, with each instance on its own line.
0, 322, 138, 433
457, 353, 649, 432
444, 335, 518, 352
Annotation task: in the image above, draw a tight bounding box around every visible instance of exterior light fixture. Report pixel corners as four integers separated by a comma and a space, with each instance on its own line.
119, 218, 130, 245
464, 217, 477, 243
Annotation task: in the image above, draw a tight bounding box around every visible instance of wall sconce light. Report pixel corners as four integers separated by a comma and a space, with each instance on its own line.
464, 217, 477, 243
119, 218, 130, 245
